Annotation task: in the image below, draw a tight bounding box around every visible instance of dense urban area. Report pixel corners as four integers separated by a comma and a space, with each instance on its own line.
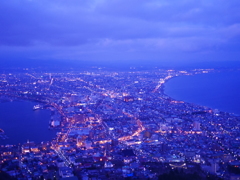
0, 68, 240, 180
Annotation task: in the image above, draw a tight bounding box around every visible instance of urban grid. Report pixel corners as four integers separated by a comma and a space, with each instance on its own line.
0, 68, 240, 180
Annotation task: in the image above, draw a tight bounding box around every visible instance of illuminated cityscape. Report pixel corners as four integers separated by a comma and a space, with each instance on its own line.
0, 68, 240, 179
1, 0, 240, 179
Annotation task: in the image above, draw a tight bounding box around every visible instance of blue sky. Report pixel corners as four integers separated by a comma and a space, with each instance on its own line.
0, 0, 240, 67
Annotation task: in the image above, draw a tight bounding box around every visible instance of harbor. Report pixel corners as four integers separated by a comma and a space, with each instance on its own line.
0, 101, 57, 145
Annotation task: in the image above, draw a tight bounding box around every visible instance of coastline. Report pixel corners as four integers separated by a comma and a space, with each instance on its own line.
0, 100, 56, 145
161, 71, 240, 116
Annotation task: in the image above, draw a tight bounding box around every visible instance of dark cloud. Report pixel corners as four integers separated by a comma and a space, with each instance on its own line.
0, 0, 240, 64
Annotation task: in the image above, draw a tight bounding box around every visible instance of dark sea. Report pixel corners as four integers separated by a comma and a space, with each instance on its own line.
0, 101, 57, 145
164, 71, 240, 115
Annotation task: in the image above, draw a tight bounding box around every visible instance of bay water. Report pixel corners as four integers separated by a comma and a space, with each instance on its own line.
0, 101, 56, 145
164, 71, 240, 115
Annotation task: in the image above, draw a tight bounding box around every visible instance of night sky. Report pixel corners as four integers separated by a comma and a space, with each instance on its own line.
1, 0, 240, 68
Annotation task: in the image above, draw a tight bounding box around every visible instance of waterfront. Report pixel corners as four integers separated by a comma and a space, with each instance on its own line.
0, 101, 56, 145
1, 69, 240, 179
164, 71, 240, 115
